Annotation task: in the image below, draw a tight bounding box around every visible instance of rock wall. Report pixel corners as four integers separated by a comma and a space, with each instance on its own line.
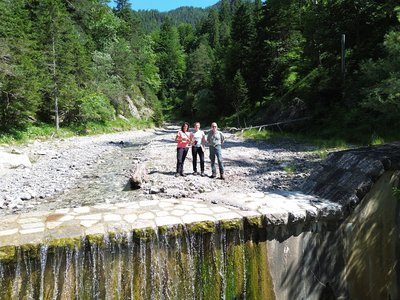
301, 142, 400, 211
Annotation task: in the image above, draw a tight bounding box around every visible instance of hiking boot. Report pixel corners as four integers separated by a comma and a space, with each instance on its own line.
180, 173, 186, 177
200, 172, 205, 177
175, 173, 180, 177
193, 171, 198, 175
219, 174, 225, 180
210, 173, 216, 178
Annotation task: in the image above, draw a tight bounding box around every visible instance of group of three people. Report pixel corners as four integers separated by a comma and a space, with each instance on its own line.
175, 122, 225, 180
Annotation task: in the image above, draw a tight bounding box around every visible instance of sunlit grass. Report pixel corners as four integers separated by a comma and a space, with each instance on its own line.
370, 134, 384, 145
0, 117, 154, 145
283, 164, 296, 174
239, 128, 348, 151
240, 128, 273, 140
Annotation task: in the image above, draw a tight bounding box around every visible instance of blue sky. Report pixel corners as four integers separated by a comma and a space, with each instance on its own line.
127, 0, 219, 12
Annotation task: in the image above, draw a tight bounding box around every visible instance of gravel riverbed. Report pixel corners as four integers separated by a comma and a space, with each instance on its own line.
0, 125, 323, 216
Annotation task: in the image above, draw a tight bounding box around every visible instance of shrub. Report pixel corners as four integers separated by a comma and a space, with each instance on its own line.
79, 93, 115, 124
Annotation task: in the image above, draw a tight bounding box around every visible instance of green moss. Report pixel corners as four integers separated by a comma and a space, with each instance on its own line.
225, 243, 245, 299
20, 243, 41, 259
157, 224, 185, 237
47, 237, 81, 250
197, 240, 221, 299
245, 240, 275, 300
187, 221, 216, 234
220, 218, 242, 230
132, 227, 156, 240
157, 225, 169, 235
0, 246, 16, 263
107, 232, 128, 244
87, 234, 105, 246
169, 224, 185, 237
245, 215, 265, 228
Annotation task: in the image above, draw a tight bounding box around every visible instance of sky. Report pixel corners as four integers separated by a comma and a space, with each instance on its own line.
127, 0, 219, 12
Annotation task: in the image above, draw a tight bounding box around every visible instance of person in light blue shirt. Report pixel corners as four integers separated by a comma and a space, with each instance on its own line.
191, 122, 206, 176
206, 122, 225, 180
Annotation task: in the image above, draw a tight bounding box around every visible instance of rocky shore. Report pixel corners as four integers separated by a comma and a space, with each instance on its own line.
0, 125, 323, 216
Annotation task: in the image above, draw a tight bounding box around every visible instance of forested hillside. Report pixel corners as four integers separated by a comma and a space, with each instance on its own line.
1, 0, 399, 143
136, 7, 208, 32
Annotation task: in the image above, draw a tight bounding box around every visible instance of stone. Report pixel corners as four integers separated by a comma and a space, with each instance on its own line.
0, 151, 32, 171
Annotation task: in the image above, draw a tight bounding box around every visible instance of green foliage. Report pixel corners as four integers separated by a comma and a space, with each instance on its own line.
0, 123, 75, 144
0, 0, 42, 131
241, 129, 272, 140
192, 89, 218, 122
153, 18, 186, 112
393, 187, 400, 201
370, 134, 385, 146
0, 117, 153, 145
360, 30, 400, 114
1, 0, 400, 144
317, 150, 328, 160
135, 7, 208, 33
78, 93, 115, 124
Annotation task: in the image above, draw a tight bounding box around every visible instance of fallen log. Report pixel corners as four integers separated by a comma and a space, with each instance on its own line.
129, 163, 147, 190
225, 117, 312, 133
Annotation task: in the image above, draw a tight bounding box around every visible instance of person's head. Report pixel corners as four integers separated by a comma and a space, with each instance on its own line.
194, 122, 200, 131
181, 122, 189, 132
211, 122, 217, 132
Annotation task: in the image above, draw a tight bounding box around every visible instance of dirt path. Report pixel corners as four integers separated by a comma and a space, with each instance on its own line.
0, 125, 323, 216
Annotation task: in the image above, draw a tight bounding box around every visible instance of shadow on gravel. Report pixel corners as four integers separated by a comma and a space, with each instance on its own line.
154, 128, 177, 135
107, 141, 151, 148
148, 170, 176, 176
222, 138, 315, 152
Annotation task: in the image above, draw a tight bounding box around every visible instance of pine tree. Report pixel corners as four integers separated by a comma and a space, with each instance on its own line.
154, 18, 186, 112
0, 0, 42, 130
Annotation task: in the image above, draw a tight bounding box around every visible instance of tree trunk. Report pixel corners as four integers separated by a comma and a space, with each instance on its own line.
52, 36, 59, 131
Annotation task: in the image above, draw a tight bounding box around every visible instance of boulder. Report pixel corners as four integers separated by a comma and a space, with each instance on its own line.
0, 151, 32, 172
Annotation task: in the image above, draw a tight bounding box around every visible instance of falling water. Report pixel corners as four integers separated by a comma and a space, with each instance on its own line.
0, 221, 275, 299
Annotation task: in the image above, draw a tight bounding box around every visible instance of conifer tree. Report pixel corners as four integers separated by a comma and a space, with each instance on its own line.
0, 0, 42, 130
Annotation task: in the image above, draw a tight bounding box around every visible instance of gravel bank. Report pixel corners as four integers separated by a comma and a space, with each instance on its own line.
0, 125, 323, 216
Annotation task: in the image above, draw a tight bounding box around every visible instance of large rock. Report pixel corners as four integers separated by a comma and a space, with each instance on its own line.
301, 142, 400, 211
0, 151, 31, 172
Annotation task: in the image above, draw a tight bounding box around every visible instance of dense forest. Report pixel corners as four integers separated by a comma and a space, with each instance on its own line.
1, 0, 399, 142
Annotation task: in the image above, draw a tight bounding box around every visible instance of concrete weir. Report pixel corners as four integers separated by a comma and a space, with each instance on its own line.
0, 142, 400, 299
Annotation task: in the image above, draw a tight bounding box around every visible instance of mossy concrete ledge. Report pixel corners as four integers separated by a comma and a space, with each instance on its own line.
0, 192, 350, 263
0, 246, 16, 263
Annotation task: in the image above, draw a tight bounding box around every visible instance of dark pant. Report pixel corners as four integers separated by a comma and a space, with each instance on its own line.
176, 147, 189, 174
192, 146, 204, 172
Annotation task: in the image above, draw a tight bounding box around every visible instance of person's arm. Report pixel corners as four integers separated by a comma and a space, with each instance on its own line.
175, 131, 182, 142
190, 132, 195, 145
220, 132, 225, 144
201, 132, 206, 145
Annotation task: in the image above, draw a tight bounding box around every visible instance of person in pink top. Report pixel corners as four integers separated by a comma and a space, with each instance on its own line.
175, 122, 194, 177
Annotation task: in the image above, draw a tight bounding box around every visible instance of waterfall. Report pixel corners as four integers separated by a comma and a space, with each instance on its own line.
0, 222, 275, 299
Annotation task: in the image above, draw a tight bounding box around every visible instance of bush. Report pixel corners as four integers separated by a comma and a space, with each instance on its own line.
79, 93, 115, 124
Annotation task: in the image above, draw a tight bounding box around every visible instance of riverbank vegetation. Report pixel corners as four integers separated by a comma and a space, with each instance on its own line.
1, 0, 399, 145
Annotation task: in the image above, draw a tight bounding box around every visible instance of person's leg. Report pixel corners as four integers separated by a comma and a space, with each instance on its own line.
180, 148, 189, 175
209, 146, 216, 177
199, 147, 205, 174
192, 146, 198, 173
176, 148, 184, 175
215, 145, 224, 178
